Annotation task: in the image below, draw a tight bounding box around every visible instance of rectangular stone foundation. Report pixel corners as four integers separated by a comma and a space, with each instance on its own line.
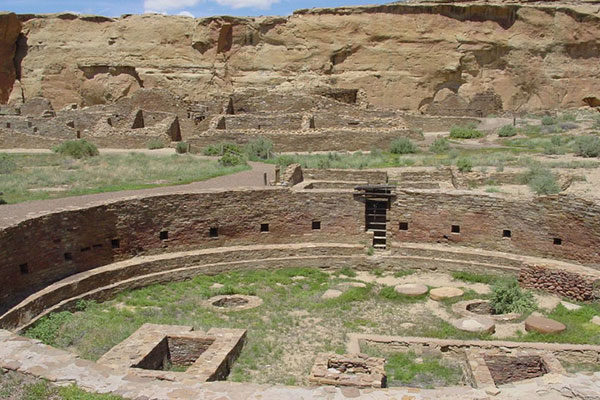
98, 324, 246, 382
309, 353, 386, 388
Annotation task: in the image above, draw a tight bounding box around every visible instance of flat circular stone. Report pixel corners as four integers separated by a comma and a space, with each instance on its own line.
452, 316, 495, 334
322, 289, 343, 300
394, 283, 428, 297
525, 316, 566, 334
430, 287, 464, 301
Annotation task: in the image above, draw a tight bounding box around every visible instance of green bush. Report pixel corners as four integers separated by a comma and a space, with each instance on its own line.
52, 140, 99, 159
429, 137, 450, 153
219, 152, 246, 167
390, 138, 417, 154
541, 116, 556, 126
498, 124, 517, 137
520, 124, 542, 136
521, 165, 561, 195
203, 142, 242, 156
574, 136, 600, 158
560, 112, 576, 122
489, 279, 535, 314
456, 157, 473, 172
449, 124, 484, 139
245, 137, 274, 160
147, 139, 165, 150
175, 142, 189, 154
0, 153, 17, 174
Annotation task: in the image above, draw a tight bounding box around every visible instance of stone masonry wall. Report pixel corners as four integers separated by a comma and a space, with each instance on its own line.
2, 188, 600, 316
390, 191, 600, 266
0, 188, 363, 312
303, 169, 387, 184
519, 264, 600, 301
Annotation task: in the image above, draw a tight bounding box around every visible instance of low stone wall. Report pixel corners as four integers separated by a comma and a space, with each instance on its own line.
402, 115, 481, 132
187, 127, 416, 152
519, 263, 600, 301
303, 168, 387, 184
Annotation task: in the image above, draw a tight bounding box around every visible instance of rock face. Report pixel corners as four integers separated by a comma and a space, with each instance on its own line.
3, 1, 600, 112
0, 13, 21, 104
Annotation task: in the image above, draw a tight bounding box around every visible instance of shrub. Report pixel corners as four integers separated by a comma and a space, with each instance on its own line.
521, 165, 561, 195
203, 142, 242, 156
560, 112, 576, 122
52, 139, 99, 159
489, 279, 535, 314
147, 139, 165, 150
497, 124, 517, 137
175, 141, 189, 154
520, 124, 542, 136
456, 157, 473, 172
542, 124, 562, 134
390, 138, 417, 154
429, 137, 450, 153
449, 124, 484, 139
560, 122, 578, 131
219, 152, 246, 167
574, 136, 600, 158
541, 116, 556, 126
0, 153, 16, 174
245, 137, 274, 160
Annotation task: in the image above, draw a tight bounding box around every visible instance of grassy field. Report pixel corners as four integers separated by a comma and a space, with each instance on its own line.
0, 153, 249, 204
25, 268, 600, 387
0, 370, 122, 400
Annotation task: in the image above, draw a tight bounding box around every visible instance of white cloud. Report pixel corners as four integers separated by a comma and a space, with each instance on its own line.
144, 0, 202, 12
178, 10, 195, 17
214, 0, 279, 9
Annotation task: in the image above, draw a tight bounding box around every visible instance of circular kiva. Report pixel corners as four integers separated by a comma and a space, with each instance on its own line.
394, 283, 428, 297
429, 287, 464, 301
451, 316, 495, 334
452, 299, 522, 322
524, 315, 566, 334
205, 295, 263, 311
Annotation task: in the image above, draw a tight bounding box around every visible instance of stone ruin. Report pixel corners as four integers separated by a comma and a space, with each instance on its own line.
98, 323, 246, 382
309, 353, 387, 388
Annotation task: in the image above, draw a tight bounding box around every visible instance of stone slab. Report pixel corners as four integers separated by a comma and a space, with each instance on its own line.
430, 287, 464, 301
395, 283, 428, 297
452, 316, 495, 334
524, 316, 566, 334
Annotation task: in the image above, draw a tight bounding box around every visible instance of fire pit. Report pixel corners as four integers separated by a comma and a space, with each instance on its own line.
205, 295, 263, 311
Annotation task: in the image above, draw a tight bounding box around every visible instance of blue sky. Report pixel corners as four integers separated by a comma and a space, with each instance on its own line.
4, 0, 389, 17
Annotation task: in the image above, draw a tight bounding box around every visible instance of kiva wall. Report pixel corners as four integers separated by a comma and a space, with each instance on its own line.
2, 188, 600, 315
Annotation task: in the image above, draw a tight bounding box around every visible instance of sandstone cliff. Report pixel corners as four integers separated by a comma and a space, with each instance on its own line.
2, 1, 600, 114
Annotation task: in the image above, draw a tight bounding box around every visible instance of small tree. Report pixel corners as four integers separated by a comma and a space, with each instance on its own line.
574, 136, 600, 158
175, 142, 189, 154
449, 124, 484, 139
52, 140, 99, 159
497, 125, 517, 137
456, 157, 473, 172
245, 137, 274, 160
390, 138, 417, 154
429, 137, 450, 154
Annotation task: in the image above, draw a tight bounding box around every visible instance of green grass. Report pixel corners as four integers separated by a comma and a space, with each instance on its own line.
517, 303, 600, 345
23, 267, 600, 386
362, 346, 463, 388
451, 271, 503, 285
0, 370, 123, 400
0, 153, 249, 204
